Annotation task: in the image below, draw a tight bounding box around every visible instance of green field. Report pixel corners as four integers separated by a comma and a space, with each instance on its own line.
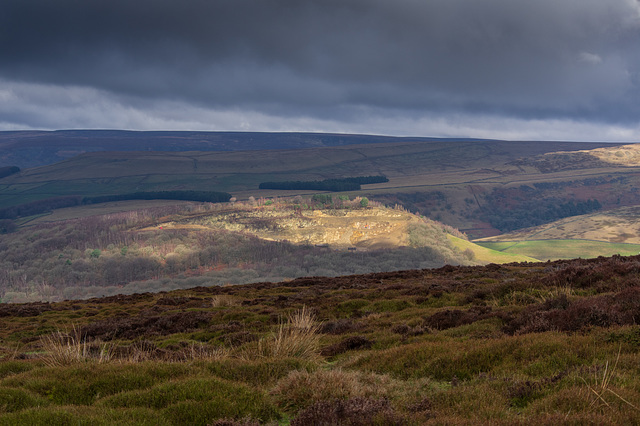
476, 239, 640, 261
447, 235, 539, 263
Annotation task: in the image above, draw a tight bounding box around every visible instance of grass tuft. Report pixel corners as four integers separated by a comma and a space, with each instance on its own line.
240, 306, 321, 361
211, 295, 239, 308
581, 346, 640, 412
40, 326, 114, 366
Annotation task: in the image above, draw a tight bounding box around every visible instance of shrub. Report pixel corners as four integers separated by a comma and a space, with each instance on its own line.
320, 336, 373, 357
424, 306, 494, 330
290, 397, 403, 426
271, 369, 420, 414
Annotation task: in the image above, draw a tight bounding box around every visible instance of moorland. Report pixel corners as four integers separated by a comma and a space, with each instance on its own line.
0, 255, 640, 424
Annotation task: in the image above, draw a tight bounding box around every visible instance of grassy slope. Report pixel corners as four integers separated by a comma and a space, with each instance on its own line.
477, 205, 640, 245
1, 255, 640, 424
473, 205, 640, 261
476, 239, 640, 261
447, 235, 539, 263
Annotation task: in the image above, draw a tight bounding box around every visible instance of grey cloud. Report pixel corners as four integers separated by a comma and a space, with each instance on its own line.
1, 0, 640, 132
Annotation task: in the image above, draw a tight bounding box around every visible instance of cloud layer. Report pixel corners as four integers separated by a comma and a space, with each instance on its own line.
1, 0, 639, 140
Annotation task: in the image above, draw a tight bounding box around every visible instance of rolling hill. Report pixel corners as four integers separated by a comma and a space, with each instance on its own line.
1, 132, 640, 423
1, 137, 633, 238
0, 199, 530, 303
474, 205, 640, 261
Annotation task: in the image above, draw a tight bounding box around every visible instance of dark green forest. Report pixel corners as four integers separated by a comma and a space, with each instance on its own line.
0, 191, 232, 222
259, 176, 388, 192
478, 185, 602, 232
0, 166, 19, 179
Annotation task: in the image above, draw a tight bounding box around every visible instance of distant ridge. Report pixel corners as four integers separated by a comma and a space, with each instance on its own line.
0, 130, 495, 168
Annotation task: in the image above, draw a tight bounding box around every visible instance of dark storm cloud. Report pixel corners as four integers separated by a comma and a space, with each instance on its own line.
1, 0, 639, 134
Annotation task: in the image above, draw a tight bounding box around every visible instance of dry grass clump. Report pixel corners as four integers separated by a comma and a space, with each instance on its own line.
211, 294, 239, 308
288, 306, 317, 330
40, 329, 231, 365
581, 348, 639, 412
40, 326, 114, 366
182, 342, 231, 362
241, 306, 321, 361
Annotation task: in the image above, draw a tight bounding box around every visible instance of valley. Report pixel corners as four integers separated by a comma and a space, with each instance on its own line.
2, 132, 640, 424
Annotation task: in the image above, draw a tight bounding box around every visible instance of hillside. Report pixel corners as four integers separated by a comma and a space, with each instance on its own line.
473, 205, 640, 261
476, 205, 640, 245
0, 199, 529, 303
0, 254, 639, 424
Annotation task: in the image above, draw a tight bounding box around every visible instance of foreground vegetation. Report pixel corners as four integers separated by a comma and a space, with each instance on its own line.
1, 255, 640, 424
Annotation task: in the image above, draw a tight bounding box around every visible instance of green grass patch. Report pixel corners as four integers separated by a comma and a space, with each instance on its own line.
447, 235, 540, 263
476, 239, 640, 261
203, 358, 317, 387
1, 363, 195, 406
346, 332, 619, 382
0, 361, 35, 379
0, 406, 170, 426
99, 377, 280, 423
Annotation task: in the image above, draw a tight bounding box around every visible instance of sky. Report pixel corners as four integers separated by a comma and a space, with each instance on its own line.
1, 0, 640, 141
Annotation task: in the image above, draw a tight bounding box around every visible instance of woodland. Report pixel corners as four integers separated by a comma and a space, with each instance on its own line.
0, 199, 470, 303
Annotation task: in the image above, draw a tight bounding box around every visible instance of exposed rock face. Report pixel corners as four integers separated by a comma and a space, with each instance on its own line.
160, 206, 430, 250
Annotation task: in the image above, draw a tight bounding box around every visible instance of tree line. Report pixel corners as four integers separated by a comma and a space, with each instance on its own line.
0, 191, 232, 222
0, 166, 20, 179
481, 198, 602, 232
83, 190, 232, 204
259, 176, 388, 192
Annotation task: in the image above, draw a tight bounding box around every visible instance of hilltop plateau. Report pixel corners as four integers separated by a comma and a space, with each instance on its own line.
0, 131, 496, 169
